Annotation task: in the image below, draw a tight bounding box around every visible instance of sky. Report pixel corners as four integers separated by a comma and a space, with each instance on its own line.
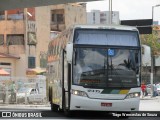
86, 0, 160, 23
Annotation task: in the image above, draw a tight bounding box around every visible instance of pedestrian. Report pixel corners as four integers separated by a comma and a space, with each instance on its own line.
11, 81, 16, 103
2, 83, 6, 103
141, 82, 146, 98
153, 84, 158, 97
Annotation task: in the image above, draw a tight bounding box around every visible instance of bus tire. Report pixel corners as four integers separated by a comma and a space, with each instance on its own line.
51, 102, 59, 112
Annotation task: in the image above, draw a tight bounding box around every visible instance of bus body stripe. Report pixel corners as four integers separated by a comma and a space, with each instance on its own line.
119, 90, 129, 94
111, 90, 120, 94
101, 89, 130, 94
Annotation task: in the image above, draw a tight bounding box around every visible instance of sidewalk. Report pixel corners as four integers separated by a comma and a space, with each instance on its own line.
0, 101, 50, 109
140, 95, 159, 100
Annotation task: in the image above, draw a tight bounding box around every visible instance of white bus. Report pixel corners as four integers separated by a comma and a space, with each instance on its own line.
46, 24, 141, 115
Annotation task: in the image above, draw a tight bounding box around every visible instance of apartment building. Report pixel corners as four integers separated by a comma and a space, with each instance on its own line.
0, 3, 87, 79
87, 10, 120, 25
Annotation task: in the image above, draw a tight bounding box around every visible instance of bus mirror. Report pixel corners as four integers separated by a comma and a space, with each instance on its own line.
66, 43, 73, 63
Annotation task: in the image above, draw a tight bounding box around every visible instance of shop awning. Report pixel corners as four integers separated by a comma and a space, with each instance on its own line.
32, 68, 46, 74
26, 68, 46, 77
0, 68, 10, 76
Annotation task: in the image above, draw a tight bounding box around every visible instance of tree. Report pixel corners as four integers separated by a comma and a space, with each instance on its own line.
140, 28, 160, 55
140, 27, 160, 97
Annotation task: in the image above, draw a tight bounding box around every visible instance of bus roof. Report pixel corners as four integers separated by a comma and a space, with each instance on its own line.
72, 24, 138, 31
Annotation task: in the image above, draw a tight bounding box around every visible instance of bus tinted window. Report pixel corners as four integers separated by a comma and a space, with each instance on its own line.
74, 29, 139, 46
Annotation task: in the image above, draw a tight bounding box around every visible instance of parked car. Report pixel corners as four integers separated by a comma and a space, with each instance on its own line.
8, 87, 46, 104
156, 84, 160, 96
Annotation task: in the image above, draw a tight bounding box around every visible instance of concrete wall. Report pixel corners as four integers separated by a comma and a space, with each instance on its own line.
15, 54, 27, 77
35, 6, 50, 68
64, 3, 87, 28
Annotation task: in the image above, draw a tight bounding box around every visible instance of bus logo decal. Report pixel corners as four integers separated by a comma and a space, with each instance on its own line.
88, 89, 101, 93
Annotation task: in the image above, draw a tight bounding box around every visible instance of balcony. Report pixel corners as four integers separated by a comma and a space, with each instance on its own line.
0, 45, 25, 55
0, 20, 25, 34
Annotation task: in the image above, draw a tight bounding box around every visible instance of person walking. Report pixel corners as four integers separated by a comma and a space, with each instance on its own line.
11, 81, 16, 103
2, 83, 6, 103
153, 84, 158, 97
141, 82, 146, 98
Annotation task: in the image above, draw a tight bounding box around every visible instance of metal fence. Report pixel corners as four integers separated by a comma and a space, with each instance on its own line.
0, 76, 47, 105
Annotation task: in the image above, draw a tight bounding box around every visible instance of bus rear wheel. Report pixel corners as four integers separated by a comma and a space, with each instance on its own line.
51, 102, 59, 112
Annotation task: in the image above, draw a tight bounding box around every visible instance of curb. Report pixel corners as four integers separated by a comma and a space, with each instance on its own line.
0, 104, 50, 107
140, 96, 158, 100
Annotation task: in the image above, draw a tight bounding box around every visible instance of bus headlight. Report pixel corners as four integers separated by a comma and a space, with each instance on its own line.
71, 90, 88, 97
125, 92, 140, 99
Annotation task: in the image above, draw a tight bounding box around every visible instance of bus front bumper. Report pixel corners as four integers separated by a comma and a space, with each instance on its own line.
70, 95, 140, 111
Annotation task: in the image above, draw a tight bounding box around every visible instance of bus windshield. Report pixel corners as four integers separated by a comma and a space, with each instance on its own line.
73, 48, 140, 88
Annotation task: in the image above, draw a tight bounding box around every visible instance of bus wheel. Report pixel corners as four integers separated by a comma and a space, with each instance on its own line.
51, 102, 59, 112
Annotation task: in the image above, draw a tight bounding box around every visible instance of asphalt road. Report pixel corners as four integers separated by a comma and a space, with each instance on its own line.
0, 96, 160, 119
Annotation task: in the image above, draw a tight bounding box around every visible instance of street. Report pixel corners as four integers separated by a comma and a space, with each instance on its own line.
0, 96, 160, 119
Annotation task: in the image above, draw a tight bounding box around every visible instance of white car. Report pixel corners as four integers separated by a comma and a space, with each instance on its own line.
156, 84, 160, 96
9, 88, 46, 104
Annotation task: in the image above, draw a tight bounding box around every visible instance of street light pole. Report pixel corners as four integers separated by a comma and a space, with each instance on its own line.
108, 0, 112, 24
110, 0, 112, 24
151, 4, 160, 97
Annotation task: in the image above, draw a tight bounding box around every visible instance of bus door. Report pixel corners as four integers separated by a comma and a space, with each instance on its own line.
62, 49, 71, 110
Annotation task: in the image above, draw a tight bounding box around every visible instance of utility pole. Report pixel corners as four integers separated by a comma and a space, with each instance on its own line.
109, 0, 112, 24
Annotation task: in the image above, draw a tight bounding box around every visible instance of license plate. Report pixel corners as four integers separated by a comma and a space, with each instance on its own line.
101, 102, 112, 107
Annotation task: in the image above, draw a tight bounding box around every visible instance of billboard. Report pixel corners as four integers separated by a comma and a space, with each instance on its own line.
121, 19, 153, 34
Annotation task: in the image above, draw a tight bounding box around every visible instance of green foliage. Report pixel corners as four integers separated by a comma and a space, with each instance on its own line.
140, 30, 160, 55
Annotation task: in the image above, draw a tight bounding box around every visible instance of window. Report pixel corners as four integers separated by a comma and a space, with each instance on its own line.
0, 11, 5, 20
28, 57, 35, 68
0, 35, 4, 45
0, 63, 11, 65
7, 34, 24, 45
93, 12, 95, 24
73, 48, 140, 88
51, 9, 64, 24
51, 14, 64, 24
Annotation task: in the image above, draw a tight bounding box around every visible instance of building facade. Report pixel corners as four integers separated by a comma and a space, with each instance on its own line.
0, 3, 87, 79
87, 10, 120, 25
